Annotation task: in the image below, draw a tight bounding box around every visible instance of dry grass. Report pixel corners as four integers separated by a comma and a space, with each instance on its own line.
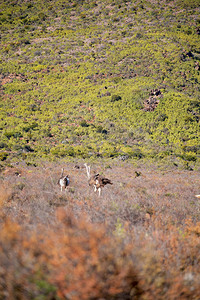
0, 160, 199, 299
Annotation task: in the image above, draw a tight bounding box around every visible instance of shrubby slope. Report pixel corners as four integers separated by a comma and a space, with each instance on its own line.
0, 0, 200, 167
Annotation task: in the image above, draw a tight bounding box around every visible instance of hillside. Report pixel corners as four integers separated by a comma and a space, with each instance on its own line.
0, 0, 199, 167
0, 1, 200, 298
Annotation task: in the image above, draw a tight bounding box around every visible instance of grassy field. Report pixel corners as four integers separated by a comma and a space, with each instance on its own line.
0, 160, 200, 299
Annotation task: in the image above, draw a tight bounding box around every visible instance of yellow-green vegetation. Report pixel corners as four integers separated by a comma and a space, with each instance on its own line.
0, 0, 200, 167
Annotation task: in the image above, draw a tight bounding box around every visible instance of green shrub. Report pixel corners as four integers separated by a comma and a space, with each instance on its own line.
132, 149, 144, 159
4, 131, 22, 139
50, 145, 75, 157
0, 152, 8, 161
180, 152, 197, 162
111, 95, 122, 102
182, 145, 200, 154
0, 142, 8, 149
79, 120, 89, 127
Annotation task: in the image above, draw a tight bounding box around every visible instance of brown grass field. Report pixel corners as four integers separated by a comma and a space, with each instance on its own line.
0, 160, 199, 299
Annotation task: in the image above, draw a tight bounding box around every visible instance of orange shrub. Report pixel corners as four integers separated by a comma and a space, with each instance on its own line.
0, 210, 142, 300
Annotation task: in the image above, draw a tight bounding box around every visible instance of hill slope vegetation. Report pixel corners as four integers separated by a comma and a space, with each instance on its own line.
0, 0, 200, 168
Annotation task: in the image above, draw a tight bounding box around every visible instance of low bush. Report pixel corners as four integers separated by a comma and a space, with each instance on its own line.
0, 152, 8, 161
0, 212, 142, 300
111, 95, 122, 102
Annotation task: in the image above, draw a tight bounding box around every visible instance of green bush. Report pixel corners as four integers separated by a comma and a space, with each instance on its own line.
0, 152, 8, 161
4, 131, 22, 139
111, 95, 122, 102
0, 142, 8, 149
50, 145, 75, 157
79, 120, 89, 127
180, 152, 197, 162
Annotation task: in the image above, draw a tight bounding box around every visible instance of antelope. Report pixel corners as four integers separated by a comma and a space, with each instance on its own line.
58, 168, 70, 192
84, 163, 113, 196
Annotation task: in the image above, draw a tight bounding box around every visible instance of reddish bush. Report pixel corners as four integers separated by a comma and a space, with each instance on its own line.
0, 210, 142, 299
